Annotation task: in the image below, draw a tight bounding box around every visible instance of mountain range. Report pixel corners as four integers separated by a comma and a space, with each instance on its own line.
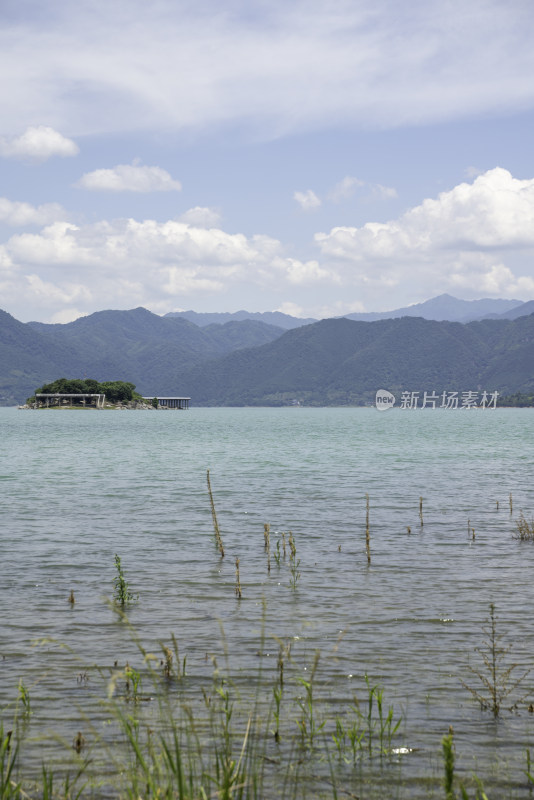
2, 294, 534, 406
165, 294, 528, 327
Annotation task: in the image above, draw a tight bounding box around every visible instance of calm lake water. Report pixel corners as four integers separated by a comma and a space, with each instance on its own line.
1, 405, 534, 797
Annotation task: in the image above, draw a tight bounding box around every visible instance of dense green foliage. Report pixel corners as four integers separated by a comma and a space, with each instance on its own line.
32, 377, 140, 404
497, 392, 534, 407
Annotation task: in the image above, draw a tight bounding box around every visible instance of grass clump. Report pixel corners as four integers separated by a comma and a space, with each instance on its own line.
514, 512, 534, 540
113, 554, 137, 606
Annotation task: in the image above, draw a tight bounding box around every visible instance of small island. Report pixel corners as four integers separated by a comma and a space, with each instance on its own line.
26, 378, 155, 409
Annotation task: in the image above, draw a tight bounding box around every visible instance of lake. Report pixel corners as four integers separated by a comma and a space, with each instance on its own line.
1, 405, 534, 797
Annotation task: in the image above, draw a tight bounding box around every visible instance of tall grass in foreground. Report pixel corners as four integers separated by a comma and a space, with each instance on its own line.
2, 613, 502, 800
1, 613, 418, 800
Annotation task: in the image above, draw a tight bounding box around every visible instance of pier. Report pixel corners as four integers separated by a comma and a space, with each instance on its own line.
144, 396, 190, 409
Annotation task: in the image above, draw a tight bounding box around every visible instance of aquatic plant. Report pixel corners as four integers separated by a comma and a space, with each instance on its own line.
264, 523, 271, 573
295, 651, 324, 748
286, 532, 301, 590
272, 538, 282, 567
514, 512, 534, 540
442, 732, 490, 800
161, 645, 173, 679
442, 732, 455, 800
113, 554, 137, 606
331, 676, 402, 763
0, 725, 19, 799
206, 469, 225, 557
235, 556, 242, 599
16, 680, 31, 719
289, 557, 301, 590
288, 531, 296, 560
160, 634, 185, 681
461, 602, 530, 716
263, 522, 270, 550
419, 495, 424, 527
365, 493, 371, 564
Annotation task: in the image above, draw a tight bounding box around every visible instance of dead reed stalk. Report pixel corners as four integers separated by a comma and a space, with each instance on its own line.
263, 523, 272, 573
206, 469, 224, 557
235, 557, 242, 598
365, 493, 371, 565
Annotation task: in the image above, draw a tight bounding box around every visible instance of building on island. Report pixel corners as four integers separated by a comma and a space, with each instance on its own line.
35, 393, 106, 408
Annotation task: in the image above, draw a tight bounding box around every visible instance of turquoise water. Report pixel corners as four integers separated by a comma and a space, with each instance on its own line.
1, 406, 534, 795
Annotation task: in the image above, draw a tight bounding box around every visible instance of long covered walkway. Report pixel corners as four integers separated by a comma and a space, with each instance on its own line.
143, 396, 190, 409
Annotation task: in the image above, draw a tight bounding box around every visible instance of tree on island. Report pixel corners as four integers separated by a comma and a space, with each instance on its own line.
28, 378, 143, 405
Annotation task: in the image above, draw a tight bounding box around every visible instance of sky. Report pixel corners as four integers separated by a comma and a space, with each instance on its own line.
2, 0, 534, 323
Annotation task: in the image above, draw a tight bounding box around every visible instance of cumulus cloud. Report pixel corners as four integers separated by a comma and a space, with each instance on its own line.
0, 198, 67, 227
294, 190, 321, 211
178, 207, 222, 227
273, 257, 337, 284
3, 214, 337, 320
5, 167, 534, 322
315, 167, 534, 298
76, 163, 182, 192
0, 126, 79, 161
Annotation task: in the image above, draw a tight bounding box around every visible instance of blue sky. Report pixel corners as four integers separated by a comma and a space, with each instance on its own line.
1, 0, 534, 322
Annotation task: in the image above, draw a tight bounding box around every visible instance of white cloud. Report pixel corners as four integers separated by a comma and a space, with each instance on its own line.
372, 184, 397, 200
25, 273, 92, 305
273, 257, 337, 285
328, 177, 364, 203
3, 214, 336, 320
0, 244, 13, 273
294, 190, 321, 211
0, 126, 78, 161
0, 198, 67, 227
276, 301, 305, 317
315, 167, 534, 299
1, 1, 533, 138
178, 207, 222, 227
5, 167, 534, 322
49, 308, 87, 324
327, 176, 396, 203
76, 164, 182, 192
311, 299, 367, 319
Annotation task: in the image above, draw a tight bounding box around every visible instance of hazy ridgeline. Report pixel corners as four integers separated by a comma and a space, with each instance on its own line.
2, 406, 534, 798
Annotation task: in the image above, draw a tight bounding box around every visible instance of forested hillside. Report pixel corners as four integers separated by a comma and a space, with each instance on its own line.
2, 307, 534, 406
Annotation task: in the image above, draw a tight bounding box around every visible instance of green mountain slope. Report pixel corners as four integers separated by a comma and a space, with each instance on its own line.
4, 307, 534, 406
178, 315, 534, 405
4, 308, 283, 403
0, 310, 81, 404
